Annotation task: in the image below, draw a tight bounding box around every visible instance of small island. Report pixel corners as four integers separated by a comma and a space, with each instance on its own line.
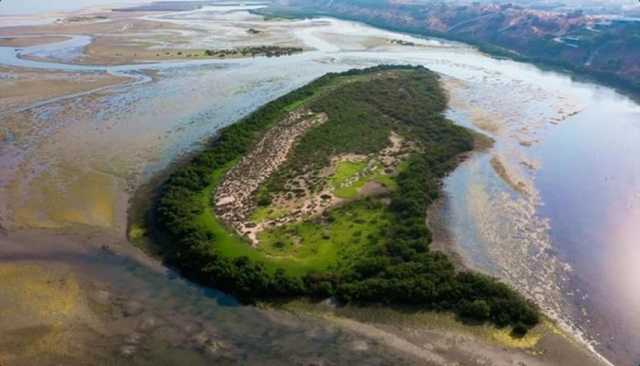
390, 39, 417, 47
154, 65, 539, 334
204, 46, 303, 58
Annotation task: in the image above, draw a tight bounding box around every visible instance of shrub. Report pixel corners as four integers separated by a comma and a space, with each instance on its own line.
459, 300, 491, 321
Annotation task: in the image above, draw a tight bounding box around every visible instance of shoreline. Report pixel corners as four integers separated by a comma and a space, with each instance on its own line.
425, 132, 494, 272
267, 300, 611, 366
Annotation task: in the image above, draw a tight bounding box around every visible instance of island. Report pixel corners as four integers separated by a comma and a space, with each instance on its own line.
203, 46, 303, 58
153, 65, 539, 334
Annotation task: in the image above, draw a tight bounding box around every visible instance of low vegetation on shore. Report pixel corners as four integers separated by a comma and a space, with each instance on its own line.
153, 65, 540, 333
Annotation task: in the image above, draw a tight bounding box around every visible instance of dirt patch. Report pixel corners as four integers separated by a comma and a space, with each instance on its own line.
359, 181, 388, 197
1, 13, 197, 65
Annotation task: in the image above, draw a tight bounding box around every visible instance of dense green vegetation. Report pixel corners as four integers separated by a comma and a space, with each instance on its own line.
154, 65, 540, 332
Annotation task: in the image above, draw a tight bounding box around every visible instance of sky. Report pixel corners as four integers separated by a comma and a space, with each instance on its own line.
0, 0, 154, 15
1, 0, 639, 16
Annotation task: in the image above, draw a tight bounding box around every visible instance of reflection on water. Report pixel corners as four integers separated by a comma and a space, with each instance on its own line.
535, 96, 640, 362
1, 5, 639, 365
439, 63, 640, 364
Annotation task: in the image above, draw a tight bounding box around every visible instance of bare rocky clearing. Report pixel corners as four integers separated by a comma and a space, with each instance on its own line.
215, 111, 415, 245
215, 109, 327, 244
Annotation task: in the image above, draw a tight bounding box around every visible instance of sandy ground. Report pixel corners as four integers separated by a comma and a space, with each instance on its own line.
0, 9, 307, 66
0, 35, 70, 47
0, 66, 131, 113
490, 155, 530, 196
1, 11, 196, 64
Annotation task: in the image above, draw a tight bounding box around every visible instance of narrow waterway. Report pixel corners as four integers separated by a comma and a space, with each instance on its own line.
1, 5, 638, 365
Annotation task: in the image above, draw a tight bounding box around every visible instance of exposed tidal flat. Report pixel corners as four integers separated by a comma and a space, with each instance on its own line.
0, 2, 638, 365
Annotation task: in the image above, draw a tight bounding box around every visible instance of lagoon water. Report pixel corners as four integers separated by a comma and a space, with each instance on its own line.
0, 4, 639, 365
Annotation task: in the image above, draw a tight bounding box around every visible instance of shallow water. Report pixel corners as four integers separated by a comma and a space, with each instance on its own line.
0, 231, 413, 365
1, 5, 639, 365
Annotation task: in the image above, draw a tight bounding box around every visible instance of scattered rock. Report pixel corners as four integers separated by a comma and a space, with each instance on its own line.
100, 244, 116, 255
124, 332, 143, 345
137, 315, 161, 331
91, 289, 111, 305
190, 331, 209, 347
291, 357, 334, 366
350, 340, 369, 351
123, 300, 144, 317
120, 344, 137, 357
214, 110, 328, 244
319, 297, 340, 308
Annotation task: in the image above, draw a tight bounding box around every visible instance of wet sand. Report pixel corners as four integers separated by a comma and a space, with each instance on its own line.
1, 11, 195, 64
0, 36, 70, 47
2, 9, 306, 66
0, 66, 130, 113
282, 301, 608, 366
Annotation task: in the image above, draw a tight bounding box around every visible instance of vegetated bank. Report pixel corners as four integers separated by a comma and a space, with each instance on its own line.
153, 65, 540, 334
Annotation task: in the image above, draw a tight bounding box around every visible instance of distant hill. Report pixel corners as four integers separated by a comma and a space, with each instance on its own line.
269, 0, 640, 96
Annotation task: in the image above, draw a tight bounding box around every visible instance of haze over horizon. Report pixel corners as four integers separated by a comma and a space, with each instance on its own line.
1, 0, 639, 16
